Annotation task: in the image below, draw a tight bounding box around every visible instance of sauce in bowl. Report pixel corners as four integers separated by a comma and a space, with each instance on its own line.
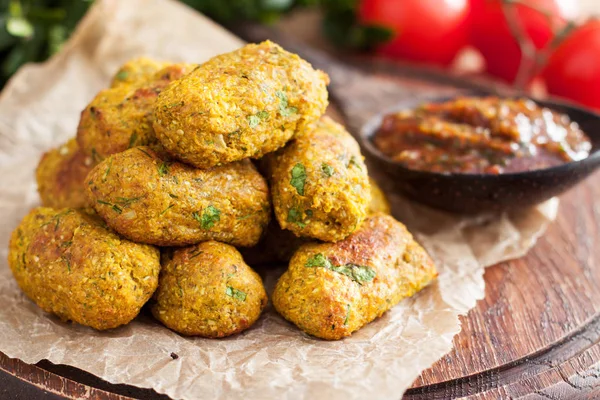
372, 97, 592, 174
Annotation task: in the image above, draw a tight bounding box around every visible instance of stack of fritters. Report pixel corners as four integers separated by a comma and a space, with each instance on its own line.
10, 41, 436, 340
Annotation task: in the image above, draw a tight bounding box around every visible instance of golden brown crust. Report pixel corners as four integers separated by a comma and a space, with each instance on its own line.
86, 147, 270, 247
265, 116, 370, 242
272, 213, 437, 340
151, 241, 267, 337
77, 63, 197, 160
242, 178, 392, 266
110, 57, 171, 88
153, 41, 329, 169
8, 207, 160, 330
35, 139, 95, 209
367, 177, 391, 215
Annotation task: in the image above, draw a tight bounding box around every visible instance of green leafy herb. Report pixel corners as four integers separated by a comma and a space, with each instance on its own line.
160, 204, 174, 216
305, 253, 376, 285
247, 110, 269, 128
331, 263, 376, 285
63, 256, 71, 273
41, 209, 74, 231
290, 163, 307, 195
102, 158, 112, 181
236, 213, 255, 221
189, 248, 204, 259
344, 304, 351, 325
157, 162, 169, 177
91, 148, 102, 163
276, 90, 298, 117
97, 200, 122, 214
287, 207, 306, 228
226, 286, 247, 301
128, 132, 138, 148
193, 205, 221, 229
348, 155, 362, 170
116, 196, 142, 206
137, 148, 154, 158
321, 163, 334, 177
115, 70, 129, 81
168, 193, 179, 199
305, 253, 332, 269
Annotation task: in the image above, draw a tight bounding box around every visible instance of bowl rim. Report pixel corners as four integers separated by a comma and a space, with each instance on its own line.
360, 94, 600, 180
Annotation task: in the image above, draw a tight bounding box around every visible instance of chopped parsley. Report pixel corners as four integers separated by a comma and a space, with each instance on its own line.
348, 155, 363, 170
287, 207, 306, 228
248, 110, 269, 128
193, 205, 221, 229
160, 204, 174, 216
226, 286, 247, 301
321, 163, 334, 177
91, 148, 102, 163
305, 253, 331, 269
62, 256, 72, 272
41, 209, 74, 231
276, 90, 298, 117
97, 200, 122, 214
102, 158, 112, 181
189, 248, 204, 259
115, 70, 128, 81
344, 304, 351, 325
128, 132, 138, 148
157, 162, 169, 177
115, 196, 142, 206
137, 148, 154, 158
290, 163, 307, 195
305, 253, 376, 285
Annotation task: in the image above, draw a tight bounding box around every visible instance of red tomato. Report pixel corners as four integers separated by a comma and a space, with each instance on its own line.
470, 0, 578, 83
543, 20, 600, 111
358, 0, 471, 67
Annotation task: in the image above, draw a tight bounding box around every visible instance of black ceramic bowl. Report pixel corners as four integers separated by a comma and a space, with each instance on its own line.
360, 96, 600, 214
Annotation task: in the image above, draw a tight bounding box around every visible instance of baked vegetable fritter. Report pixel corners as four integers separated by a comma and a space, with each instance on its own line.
368, 177, 391, 215
77, 63, 196, 160
110, 57, 171, 88
242, 177, 391, 266
36, 138, 95, 209
152, 241, 267, 337
153, 40, 329, 169
265, 116, 370, 242
272, 213, 437, 340
8, 207, 160, 330
86, 147, 270, 247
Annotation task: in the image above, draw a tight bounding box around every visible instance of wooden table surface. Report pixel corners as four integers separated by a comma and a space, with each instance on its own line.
3, 16, 600, 400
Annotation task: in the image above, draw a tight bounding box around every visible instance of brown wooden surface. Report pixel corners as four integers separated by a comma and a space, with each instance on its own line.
2, 23, 600, 400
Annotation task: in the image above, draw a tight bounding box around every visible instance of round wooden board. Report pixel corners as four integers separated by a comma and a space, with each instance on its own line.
3, 30, 600, 400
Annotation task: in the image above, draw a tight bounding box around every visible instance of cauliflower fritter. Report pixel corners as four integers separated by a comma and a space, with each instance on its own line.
152, 241, 267, 337
272, 213, 437, 340
110, 57, 171, 88
368, 177, 391, 215
86, 147, 270, 247
8, 207, 160, 330
36, 138, 95, 209
265, 116, 370, 242
242, 178, 391, 266
77, 63, 197, 160
153, 40, 329, 169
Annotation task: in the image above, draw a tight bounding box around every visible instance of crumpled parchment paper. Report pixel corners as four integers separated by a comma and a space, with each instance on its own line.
0, 0, 559, 399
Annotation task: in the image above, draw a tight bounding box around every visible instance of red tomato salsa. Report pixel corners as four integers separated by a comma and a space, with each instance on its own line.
372, 97, 592, 174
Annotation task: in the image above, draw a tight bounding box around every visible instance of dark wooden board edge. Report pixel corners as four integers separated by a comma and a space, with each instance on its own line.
404, 314, 600, 399
2, 311, 599, 400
